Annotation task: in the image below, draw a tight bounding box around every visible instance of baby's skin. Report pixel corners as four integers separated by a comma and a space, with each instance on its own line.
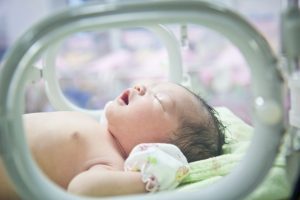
0, 111, 135, 199
0, 82, 200, 199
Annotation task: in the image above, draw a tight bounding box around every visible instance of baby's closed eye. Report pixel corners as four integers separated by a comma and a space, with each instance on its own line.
154, 94, 164, 110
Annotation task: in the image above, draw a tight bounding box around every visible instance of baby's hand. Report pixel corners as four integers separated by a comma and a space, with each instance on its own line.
124, 143, 190, 192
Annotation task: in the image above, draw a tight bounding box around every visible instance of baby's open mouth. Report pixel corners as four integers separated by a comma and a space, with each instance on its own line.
120, 90, 130, 105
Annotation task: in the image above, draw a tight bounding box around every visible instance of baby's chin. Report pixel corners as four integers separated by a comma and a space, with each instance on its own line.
100, 101, 113, 124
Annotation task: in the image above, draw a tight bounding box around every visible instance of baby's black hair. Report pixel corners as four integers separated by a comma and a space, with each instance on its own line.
170, 88, 226, 163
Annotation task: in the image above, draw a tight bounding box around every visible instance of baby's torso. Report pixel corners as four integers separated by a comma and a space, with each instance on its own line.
24, 111, 125, 189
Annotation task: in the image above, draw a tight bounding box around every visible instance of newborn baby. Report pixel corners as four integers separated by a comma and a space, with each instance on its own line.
0, 81, 225, 199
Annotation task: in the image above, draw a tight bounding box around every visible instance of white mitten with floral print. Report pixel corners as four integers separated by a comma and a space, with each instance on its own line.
124, 143, 190, 192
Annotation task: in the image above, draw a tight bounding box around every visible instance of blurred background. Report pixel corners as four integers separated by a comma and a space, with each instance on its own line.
0, 0, 282, 124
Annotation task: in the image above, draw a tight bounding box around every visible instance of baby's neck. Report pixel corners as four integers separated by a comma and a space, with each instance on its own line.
104, 127, 127, 159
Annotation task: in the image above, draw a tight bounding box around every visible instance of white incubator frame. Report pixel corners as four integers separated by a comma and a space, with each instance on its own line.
0, 1, 299, 200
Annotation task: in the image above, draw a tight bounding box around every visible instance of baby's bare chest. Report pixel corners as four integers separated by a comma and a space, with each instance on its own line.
24, 114, 124, 188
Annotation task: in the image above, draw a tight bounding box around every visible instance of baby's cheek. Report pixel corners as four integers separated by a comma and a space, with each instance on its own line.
130, 107, 154, 121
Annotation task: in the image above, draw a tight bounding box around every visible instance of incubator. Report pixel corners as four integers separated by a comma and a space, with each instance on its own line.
0, 0, 299, 199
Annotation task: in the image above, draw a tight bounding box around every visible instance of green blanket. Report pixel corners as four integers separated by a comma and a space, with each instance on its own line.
177, 107, 291, 200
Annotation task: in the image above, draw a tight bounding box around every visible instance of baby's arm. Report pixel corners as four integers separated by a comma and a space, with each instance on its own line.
68, 165, 146, 197
68, 143, 190, 197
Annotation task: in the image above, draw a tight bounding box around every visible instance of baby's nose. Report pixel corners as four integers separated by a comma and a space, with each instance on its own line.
134, 84, 146, 96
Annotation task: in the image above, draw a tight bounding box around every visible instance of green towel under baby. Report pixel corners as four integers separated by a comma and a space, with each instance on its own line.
177, 107, 291, 200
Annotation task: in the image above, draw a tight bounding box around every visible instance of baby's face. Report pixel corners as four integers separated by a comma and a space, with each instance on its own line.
105, 82, 199, 156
